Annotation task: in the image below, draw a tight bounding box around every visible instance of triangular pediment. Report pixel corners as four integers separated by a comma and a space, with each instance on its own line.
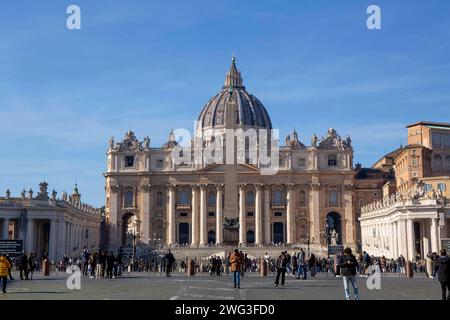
199, 163, 260, 173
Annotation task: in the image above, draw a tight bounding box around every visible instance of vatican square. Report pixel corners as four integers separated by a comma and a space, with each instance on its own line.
1, 1, 450, 308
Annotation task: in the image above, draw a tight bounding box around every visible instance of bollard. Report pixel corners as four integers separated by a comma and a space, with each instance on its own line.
188, 259, 195, 276
42, 259, 50, 276
405, 261, 413, 278
260, 260, 268, 277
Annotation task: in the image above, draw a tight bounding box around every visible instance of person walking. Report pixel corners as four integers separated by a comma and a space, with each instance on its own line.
339, 247, 359, 300
0, 254, 12, 293
5, 254, 14, 281
296, 248, 307, 280
274, 251, 288, 287
19, 252, 29, 280
230, 249, 243, 289
81, 249, 89, 276
435, 249, 450, 300
165, 249, 175, 277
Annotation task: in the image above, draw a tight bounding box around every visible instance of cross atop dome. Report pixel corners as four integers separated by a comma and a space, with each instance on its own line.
224, 55, 244, 89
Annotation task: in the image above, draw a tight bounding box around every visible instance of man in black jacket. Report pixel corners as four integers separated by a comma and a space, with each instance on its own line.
339, 247, 359, 300
435, 249, 450, 300
19, 252, 28, 280
165, 250, 175, 277
274, 251, 288, 287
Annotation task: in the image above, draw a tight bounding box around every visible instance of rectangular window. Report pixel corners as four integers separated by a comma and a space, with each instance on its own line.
437, 183, 446, 192
279, 158, 285, 167
424, 184, 432, 192
125, 156, 135, 168
208, 212, 215, 217
297, 158, 305, 167
178, 190, 189, 205
208, 192, 216, 207
274, 212, 283, 217
329, 190, 338, 206
156, 159, 164, 168
328, 154, 337, 166
432, 132, 442, 148
179, 212, 188, 217
247, 212, 254, 217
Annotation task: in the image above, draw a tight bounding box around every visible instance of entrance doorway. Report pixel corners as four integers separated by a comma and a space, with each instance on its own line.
178, 223, 189, 244
273, 222, 284, 243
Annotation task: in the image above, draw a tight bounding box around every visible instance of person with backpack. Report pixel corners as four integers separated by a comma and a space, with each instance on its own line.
339, 247, 359, 300
435, 249, 450, 300
274, 251, 288, 287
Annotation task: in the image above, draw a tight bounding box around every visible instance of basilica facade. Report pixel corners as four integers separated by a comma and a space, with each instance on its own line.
104, 58, 385, 254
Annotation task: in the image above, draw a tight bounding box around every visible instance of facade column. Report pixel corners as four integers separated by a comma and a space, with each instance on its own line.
239, 184, 246, 245
255, 184, 262, 246
216, 185, 223, 245
191, 186, 199, 246
310, 181, 320, 245
199, 185, 207, 246
286, 185, 294, 244
108, 185, 120, 251
430, 217, 439, 253
167, 185, 176, 245
343, 184, 355, 246
407, 219, 415, 261
2, 218, 9, 239
263, 185, 271, 244
141, 184, 151, 246
25, 218, 34, 253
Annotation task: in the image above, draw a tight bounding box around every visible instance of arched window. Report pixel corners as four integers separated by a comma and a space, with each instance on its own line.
208, 191, 216, 207
156, 191, 163, 208
246, 191, 255, 206
124, 191, 134, 207
298, 190, 306, 206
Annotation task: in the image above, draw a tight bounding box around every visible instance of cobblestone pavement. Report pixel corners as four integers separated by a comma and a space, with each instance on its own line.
0, 271, 442, 300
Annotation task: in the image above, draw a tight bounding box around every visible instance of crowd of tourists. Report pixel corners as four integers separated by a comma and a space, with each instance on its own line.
1, 246, 449, 299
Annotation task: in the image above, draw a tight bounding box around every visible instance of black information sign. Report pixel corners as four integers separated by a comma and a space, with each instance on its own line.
328, 245, 344, 255
0, 240, 23, 257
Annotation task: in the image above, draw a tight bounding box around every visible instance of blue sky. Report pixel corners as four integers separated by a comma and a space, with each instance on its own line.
0, 0, 449, 207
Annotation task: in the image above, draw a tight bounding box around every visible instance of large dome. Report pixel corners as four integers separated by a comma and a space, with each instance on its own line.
196, 58, 272, 133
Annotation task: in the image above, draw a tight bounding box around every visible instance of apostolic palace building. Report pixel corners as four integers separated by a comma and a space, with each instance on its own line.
104, 58, 390, 255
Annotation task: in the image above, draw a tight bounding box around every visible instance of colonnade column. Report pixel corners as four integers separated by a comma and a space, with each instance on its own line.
25, 218, 34, 253
167, 185, 176, 245
2, 218, 9, 239
407, 219, 415, 261
49, 218, 58, 260
199, 185, 207, 246
430, 217, 439, 253
216, 185, 223, 245
191, 186, 199, 246
239, 184, 246, 246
